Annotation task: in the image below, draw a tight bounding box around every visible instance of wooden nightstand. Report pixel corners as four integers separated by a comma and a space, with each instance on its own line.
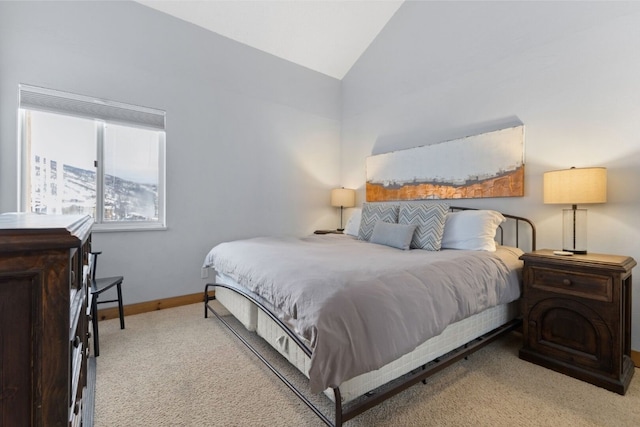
519, 250, 636, 394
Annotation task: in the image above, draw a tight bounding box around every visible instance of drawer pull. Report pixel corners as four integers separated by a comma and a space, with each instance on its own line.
73, 336, 81, 348
563, 279, 572, 286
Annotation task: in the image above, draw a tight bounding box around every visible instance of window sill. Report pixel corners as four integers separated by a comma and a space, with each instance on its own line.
92, 222, 167, 233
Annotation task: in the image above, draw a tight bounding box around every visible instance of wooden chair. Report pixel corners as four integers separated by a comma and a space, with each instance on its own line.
90, 251, 125, 357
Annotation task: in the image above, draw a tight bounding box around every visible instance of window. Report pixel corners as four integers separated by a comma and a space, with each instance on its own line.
19, 85, 166, 230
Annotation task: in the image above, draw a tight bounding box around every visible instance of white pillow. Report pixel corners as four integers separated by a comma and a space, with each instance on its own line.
343, 208, 361, 237
441, 210, 505, 251
369, 221, 417, 250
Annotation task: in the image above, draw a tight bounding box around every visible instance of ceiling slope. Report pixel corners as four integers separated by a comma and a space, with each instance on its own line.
136, 0, 404, 79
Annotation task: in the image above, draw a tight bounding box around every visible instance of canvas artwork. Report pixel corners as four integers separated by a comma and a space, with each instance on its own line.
366, 125, 525, 202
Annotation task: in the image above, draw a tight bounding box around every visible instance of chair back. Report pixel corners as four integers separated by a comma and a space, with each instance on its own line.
83, 252, 94, 289
89, 251, 102, 281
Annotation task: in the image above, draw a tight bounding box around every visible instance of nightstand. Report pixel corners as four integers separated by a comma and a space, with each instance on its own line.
519, 250, 636, 394
314, 230, 344, 234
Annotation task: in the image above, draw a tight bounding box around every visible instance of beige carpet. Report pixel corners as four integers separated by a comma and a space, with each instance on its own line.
95, 302, 640, 426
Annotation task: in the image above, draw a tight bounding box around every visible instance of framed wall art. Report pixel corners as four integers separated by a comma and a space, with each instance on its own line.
366, 125, 525, 202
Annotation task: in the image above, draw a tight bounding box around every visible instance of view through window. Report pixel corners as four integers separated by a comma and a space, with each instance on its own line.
20, 85, 166, 229
103, 124, 161, 222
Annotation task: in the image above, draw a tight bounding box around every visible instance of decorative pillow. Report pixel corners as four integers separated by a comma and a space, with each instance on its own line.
369, 221, 417, 250
398, 203, 449, 250
441, 210, 506, 251
343, 208, 362, 237
358, 203, 399, 241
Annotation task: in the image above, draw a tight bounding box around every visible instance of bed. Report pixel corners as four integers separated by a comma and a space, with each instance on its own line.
203, 204, 536, 426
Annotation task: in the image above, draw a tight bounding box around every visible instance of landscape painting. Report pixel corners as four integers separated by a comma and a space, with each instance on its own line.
366, 125, 525, 202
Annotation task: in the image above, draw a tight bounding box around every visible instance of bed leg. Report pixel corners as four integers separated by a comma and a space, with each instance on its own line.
421, 358, 439, 384
203, 283, 215, 318
334, 387, 343, 427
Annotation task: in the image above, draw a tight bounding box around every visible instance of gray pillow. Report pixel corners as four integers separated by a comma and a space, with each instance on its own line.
398, 202, 449, 250
358, 203, 399, 241
369, 221, 417, 250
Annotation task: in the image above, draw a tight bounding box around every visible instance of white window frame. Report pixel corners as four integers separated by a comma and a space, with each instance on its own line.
18, 84, 167, 232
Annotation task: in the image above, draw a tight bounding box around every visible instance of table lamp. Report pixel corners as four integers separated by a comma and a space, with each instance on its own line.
543, 167, 607, 254
331, 188, 355, 231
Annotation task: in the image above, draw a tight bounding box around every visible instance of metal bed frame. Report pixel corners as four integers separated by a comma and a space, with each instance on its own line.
204, 208, 536, 426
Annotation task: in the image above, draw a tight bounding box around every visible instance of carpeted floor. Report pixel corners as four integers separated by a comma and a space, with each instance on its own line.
94, 302, 640, 426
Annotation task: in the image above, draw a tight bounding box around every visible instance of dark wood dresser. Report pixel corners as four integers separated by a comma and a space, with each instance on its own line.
519, 249, 636, 395
0, 213, 94, 426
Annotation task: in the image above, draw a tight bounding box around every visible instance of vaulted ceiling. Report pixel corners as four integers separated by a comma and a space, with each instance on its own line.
136, 0, 404, 79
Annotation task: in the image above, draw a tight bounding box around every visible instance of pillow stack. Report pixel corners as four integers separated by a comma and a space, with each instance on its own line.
349, 202, 505, 252
357, 202, 449, 251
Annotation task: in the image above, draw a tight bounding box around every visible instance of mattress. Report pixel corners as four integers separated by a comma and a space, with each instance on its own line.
215, 273, 519, 403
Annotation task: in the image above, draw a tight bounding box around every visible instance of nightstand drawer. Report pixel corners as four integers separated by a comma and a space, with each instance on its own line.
529, 266, 612, 302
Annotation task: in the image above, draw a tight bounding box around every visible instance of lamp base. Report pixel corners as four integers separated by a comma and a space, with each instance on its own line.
562, 207, 588, 255
563, 248, 587, 255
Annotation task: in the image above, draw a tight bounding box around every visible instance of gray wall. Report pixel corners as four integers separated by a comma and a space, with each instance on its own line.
341, 1, 640, 349
0, 1, 342, 303
2, 1, 640, 350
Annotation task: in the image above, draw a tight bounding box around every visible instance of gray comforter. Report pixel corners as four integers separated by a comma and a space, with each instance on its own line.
203, 234, 522, 393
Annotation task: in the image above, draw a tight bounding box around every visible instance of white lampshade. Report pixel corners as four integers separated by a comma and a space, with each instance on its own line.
543, 167, 607, 205
543, 167, 606, 254
331, 188, 355, 208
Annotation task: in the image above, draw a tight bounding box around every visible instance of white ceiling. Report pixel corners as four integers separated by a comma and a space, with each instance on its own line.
136, 0, 404, 80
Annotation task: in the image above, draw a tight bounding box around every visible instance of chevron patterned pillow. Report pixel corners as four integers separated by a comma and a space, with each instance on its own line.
398, 203, 449, 250
358, 203, 399, 241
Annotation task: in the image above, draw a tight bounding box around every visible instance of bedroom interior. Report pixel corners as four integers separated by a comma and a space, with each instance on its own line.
1, 0, 640, 426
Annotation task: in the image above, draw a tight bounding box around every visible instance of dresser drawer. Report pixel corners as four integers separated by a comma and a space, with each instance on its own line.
69, 302, 84, 415
529, 266, 612, 302
70, 338, 83, 402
